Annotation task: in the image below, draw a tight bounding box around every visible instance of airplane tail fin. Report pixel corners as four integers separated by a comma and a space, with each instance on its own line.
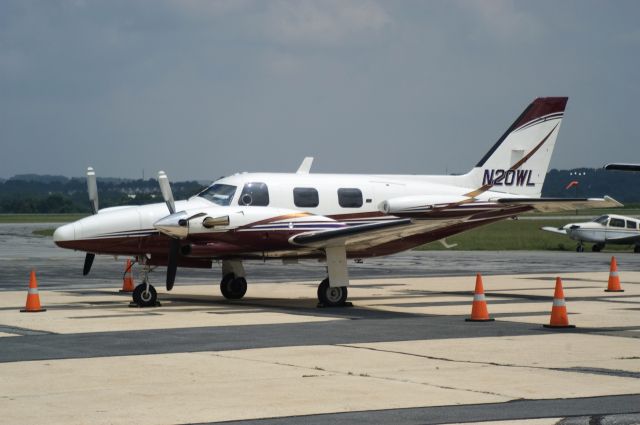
461, 97, 568, 198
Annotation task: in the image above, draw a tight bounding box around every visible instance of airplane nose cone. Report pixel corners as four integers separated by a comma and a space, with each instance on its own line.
53, 223, 76, 245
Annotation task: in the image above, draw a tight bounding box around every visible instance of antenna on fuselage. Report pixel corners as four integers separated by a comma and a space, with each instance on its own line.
296, 157, 314, 174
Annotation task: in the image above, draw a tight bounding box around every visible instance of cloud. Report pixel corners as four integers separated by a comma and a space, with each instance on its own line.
456, 0, 542, 41
262, 0, 390, 45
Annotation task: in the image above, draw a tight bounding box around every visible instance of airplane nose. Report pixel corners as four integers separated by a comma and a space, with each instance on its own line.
53, 223, 76, 245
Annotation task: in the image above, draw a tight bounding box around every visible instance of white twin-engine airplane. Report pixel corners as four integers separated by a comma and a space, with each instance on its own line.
54, 97, 621, 307
542, 214, 640, 253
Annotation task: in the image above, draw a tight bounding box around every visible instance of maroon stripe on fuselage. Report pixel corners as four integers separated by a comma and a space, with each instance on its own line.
55, 205, 534, 260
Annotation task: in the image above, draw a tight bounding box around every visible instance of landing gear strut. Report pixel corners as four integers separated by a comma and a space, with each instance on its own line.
576, 243, 584, 253
317, 278, 349, 307
220, 273, 247, 300
131, 265, 159, 307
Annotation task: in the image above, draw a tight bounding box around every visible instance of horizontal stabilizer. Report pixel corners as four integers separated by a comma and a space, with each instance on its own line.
541, 226, 567, 235
494, 196, 623, 213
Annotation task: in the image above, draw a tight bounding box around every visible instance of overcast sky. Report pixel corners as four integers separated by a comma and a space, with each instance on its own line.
1, 0, 639, 181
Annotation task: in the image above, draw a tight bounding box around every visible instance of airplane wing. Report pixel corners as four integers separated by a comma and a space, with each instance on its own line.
290, 218, 461, 250
604, 163, 640, 172
541, 226, 567, 235
603, 234, 640, 244
493, 196, 622, 213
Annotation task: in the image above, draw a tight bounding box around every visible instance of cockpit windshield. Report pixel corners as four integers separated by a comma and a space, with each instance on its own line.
197, 184, 237, 206
593, 215, 609, 224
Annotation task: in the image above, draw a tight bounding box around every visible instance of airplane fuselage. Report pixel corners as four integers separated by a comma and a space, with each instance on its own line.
54, 172, 533, 263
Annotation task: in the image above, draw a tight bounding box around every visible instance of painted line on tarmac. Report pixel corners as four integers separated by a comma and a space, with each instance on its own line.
199, 394, 640, 425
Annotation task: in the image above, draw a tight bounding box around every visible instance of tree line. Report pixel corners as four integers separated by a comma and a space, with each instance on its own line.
0, 177, 206, 213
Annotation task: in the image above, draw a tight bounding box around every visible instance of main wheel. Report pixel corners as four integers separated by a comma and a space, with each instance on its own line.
576, 245, 584, 252
592, 244, 603, 252
634, 245, 640, 253
317, 278, 348, 307
220, 276, 247, 300
133, 283, 157, 307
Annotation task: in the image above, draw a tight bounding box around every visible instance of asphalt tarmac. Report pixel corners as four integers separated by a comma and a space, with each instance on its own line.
1, 223, 639, 424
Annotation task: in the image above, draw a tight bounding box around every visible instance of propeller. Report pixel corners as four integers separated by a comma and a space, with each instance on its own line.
83, 253, 95, 276
87, 167, 99, 214
84, 167, 99, 275
158, 171, 175, 214
158, 171, 179, 290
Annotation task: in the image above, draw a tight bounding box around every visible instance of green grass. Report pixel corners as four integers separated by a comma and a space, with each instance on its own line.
417, 219, 633, 251
0, 213, 87, 223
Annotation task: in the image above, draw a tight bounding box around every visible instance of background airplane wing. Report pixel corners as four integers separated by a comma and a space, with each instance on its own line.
541, 226, 568, 235
604, 163, 640, 172
494, 196, 622, 213
290, 218, 461, 250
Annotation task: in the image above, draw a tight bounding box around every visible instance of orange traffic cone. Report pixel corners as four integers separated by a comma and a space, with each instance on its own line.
119, 259, 135, 293
543, 277, 575, 328
20, 270, 46, 313
465, 273, 494, 322
605, 256, 624, 292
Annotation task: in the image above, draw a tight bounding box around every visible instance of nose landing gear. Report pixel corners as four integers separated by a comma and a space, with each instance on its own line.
131, 264, 160, 307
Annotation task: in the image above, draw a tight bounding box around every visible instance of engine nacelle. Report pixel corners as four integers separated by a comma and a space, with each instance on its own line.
379, 195, 467, 214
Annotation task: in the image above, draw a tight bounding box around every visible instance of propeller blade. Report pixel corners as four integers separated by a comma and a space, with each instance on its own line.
158, 171, 176, 214
166, 239, 180, 291
87, 167, 99, 214
83, 253, 95, 276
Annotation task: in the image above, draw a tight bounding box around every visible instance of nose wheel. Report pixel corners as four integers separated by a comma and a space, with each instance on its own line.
132, 282, 159, 307
131, 264, 160, 307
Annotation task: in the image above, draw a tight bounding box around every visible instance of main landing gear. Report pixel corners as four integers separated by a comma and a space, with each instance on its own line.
220, 273, 247, 300
576, 243, 585, 252
219, 260, 248, 300
592, 243, 604, 252
131, 264, 160, 307
317, 278, 349, 307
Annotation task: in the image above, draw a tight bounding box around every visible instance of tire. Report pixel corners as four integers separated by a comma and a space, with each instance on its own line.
133, 284, 157, 307
592, 244, 603, 252
221, 276, 247, 300
634, 245, 640, 253
317, 278, 348, 307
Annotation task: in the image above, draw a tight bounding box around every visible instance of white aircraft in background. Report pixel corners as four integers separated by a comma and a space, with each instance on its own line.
542, 214, 640, 252
53, 97, 621, 307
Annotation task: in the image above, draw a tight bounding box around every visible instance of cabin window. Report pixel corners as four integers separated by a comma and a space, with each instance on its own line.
197, 184, 236, 206
293, 187, 319, 208
238, 182, 269, 206
337, 188, 363, 208
609, 218, 625, 228
626, 220, 638, 229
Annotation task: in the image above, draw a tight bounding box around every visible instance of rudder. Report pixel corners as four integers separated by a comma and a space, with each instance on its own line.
462, 97, 568, 197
